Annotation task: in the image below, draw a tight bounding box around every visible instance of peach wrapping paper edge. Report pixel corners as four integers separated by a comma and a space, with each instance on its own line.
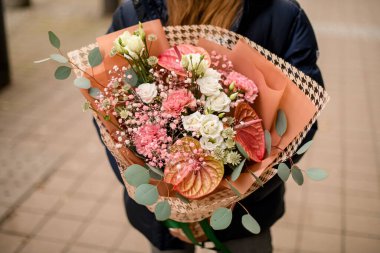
79, 21, 318, 197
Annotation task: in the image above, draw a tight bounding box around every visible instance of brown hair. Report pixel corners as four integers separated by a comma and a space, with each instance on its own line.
166, 0, 242, 29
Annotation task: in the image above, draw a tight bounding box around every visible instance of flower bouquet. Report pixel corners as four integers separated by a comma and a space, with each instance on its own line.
38, 20, 329, 251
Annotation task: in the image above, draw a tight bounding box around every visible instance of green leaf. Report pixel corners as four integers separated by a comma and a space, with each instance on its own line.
147, 164, 164, 177
291, 165, 304, 185
231, 159, 246, 182
74, 77, 91, 89
275, 109, 287, 137
88, 47, 103, 67
277, 163, 290, 182
125, 68, 139, 87
226, 180, 242, 197
48, 31, 60, 49
251, 172, 264, 188
175, 193, 190, 204
50, 54, 68, 63
296, 140, 313, 155
154, 200, 171, 221
54, 66, 71, 80
241, 214, 261, 234
236, 143, 249, 160
124, 164, 150, 187
210, 207, 233, 230
89, 87, 100, 98
264, 129, 271, 157
306, 168, 328, 181
135, 184, 159, 206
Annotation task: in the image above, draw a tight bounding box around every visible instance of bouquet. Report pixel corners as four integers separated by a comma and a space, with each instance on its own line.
37, 20, 329, 251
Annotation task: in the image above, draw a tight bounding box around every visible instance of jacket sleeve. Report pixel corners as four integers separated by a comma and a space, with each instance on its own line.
107, 0, 139, 33
283, 9, 324, 87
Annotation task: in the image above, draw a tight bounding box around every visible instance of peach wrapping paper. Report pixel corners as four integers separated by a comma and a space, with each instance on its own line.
82, 19, 317, 196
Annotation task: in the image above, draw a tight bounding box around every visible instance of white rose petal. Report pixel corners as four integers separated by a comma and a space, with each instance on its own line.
200, 114, 223, 139
206, 92, 231, 112
204, 68, 221, 79
197, 76, 222, 97
200, 136, 224, 151
136, 83, 158, 103
182, 111, 203, 132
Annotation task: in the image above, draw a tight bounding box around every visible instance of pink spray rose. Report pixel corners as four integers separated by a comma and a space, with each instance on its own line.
162, 89, 196, 117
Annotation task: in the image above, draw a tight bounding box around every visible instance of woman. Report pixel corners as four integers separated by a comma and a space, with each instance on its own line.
97, 0, 324, 252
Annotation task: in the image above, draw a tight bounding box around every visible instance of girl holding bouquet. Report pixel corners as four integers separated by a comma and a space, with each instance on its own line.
96, 0, 324, 252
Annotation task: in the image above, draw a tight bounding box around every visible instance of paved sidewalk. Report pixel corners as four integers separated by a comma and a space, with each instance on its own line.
0, 0, 379, 252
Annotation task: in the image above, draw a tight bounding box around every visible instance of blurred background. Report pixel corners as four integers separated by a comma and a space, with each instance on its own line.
0, 0, 379, 252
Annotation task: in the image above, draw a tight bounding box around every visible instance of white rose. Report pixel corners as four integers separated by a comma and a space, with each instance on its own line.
136, 83, 157, 103
206, 92, 231, 112
197, 76, 222, 97
200, 114, 223, 139
204, 68, 221, 79
181, 53, 208, 76
115, 31, 145, 59
182, 111, 203, 132
200, 136, 223, 151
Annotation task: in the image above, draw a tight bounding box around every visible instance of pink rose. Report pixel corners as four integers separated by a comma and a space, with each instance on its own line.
225, 71, 258, 103
162, 89, 196, 117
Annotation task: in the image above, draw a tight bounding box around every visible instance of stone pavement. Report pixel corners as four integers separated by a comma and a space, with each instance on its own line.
0, 0, 379, 252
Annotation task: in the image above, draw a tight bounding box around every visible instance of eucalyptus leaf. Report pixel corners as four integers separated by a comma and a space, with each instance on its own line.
124, 164, 150, 187
50, 53, 68, 63
291, 165, 304, 185
210, 207, 233, 230
275, 109, 287, 137
306, 168, 328, 181
135, 184, 159, 206
147, 164, 164, 177
242, 214, 261, 234
236, 143, 249, 160
125, 68, 138, 87
231, 159, 246, 182
251, 172, 264, 188
88, 47, 103, 67
89, 87, 100, 98
48, 31, 60, 49
226, 180, 242, 197
154, 200, 171, 221
54, 66, 71, 80
296, 140, 313, 155
175, 193, 190, 204
264, 129, 271, 157
277, 163, 290, 182
74, 77, 91, 89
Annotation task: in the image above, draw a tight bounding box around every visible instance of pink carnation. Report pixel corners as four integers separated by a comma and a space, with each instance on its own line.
225, 71, 258, 103
162, 89, 196, 117
134, 124, 168, 157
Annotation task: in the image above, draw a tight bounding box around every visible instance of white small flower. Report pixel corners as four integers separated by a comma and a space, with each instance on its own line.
136, 83, 157, 103
225, 138, 235, 149
226, 151, 242, 166
181, 53, 208, 76
206, 92, 231, 112
200, 136, 223, 151
113, 31, 145, 59
199, 114, 223, 139
182, 111, 203, 132
119, 110, 129, 119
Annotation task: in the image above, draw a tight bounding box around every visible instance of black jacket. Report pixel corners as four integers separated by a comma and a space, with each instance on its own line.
100, 0, 324, 250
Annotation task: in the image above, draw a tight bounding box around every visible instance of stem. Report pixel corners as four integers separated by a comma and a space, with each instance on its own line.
90, 107, 121, 131
236, 201, 250, 215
